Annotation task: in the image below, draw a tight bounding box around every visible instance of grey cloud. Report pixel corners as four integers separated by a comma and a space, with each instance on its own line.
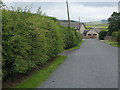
70, 2, 117, 7
4, 2, 118, 22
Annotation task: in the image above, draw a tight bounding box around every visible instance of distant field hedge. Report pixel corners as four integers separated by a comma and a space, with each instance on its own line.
2, 9, 82, 79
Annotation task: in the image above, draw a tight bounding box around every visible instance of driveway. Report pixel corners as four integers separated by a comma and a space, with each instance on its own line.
40, 39, 118, 88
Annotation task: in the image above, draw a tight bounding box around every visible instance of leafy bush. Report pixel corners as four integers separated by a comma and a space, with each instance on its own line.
63, 27, 82, 49
2, 9, 82, 79
112, 31, 120, 43
99, 30, 108, 40
108, 12, 120, 35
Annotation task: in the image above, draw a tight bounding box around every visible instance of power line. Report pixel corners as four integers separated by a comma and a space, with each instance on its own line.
79, 17, 80, 31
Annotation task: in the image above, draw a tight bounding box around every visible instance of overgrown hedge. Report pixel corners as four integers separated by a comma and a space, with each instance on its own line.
108, 12, 120, 35
112, 31, 120, 43
2, 9, 82, 79
99, 30, 108, 40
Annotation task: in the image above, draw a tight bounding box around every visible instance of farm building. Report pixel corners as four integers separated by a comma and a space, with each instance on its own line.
83, 27, 101, 38
60, 21, 86, 34
60, 21, 101, 39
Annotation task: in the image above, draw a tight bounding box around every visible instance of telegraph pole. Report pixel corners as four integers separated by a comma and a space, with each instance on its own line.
79, 17, 80, 31
118, 1, 120, 12
66, 0, 71, 27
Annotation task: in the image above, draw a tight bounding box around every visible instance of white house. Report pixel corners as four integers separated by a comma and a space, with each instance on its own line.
83, 27, 101, 38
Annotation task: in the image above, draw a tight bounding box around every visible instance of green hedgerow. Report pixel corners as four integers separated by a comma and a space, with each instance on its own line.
2, 8, 82, 79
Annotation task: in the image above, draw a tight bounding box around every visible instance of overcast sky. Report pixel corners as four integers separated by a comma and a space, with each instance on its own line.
4, 1, 119, 22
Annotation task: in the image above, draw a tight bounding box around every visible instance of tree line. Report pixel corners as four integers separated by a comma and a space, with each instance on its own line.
99, 12, 120, 42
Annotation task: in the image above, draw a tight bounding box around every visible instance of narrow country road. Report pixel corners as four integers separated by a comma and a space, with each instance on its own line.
40, 39, 118, 88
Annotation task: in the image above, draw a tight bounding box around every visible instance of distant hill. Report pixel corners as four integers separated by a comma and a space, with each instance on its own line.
101, 20, 108, 24
59, 20, 78, 22
85, 20, 108, 25
85, 21, 101, 25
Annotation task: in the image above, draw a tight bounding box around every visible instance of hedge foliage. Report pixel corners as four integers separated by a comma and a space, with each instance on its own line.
108, 12, 120, 35
112, 31, 120, 43
99, 30, 108, 40
2, 9, 82, 79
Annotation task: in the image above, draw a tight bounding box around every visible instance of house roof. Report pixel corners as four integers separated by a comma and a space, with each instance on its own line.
83, 27, 101, 35
83, 30, 89, 34
60, 22, 85, 30
90, 27, 101, 33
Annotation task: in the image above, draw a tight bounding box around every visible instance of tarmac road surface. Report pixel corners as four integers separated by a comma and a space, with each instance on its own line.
40, 39, 118, 88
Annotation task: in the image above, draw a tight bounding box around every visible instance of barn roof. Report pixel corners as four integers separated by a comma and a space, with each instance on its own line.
90, 27, 101, 33
60, 22, 85, 30
83, 30, 89, 35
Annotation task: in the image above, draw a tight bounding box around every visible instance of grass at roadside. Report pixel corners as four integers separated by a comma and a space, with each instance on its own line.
6, 40, 84, 88
101, 40, 120, 48
64, 40, 84, 51
0, 44, 1, 51
15, 55, 67, 88
0, 70, 1, 80
0, 44, 1, 80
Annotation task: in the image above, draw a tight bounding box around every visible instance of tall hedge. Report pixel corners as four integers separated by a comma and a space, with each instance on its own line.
99, 30, 108, 40
108, 12, 120, 35
2, 9, 82, 79
112, 31, 120, 43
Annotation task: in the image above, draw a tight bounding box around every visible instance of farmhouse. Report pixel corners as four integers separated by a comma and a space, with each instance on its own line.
60, 21, 86, 34
83, 27, 101, 38
60, 21, 101, 39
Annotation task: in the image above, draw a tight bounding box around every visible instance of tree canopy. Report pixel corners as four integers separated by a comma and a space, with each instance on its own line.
108, 12, 120, 35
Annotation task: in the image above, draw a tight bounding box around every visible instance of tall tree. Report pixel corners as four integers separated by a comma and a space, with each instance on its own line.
0, 0, 6, 9
108, 12, 120, 35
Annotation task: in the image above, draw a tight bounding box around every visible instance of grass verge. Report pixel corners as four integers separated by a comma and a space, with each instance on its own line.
0, 44, 1, 81
101, 40, 120, 48
15, 55, 67, 88
64, 40, 84, 51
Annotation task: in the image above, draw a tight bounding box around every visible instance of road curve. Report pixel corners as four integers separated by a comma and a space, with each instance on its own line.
40, 39, 118, 88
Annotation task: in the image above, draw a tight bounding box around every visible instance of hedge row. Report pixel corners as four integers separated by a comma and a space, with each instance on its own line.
112, 31, 120, 43
2, 9, 82, 79
99, 30, 108, 40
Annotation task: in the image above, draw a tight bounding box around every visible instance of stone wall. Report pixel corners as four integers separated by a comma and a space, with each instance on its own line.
104, 36, 117, 42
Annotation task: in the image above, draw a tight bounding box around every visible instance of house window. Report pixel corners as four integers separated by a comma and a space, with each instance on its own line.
93, 34, 97, 36
88, 34, 91, 36
93, 34, 97, 38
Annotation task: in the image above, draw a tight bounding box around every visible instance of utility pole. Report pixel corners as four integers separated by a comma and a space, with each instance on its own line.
118, 1, 120, 12
79, 17, 80, 31
66, 0, 71, 27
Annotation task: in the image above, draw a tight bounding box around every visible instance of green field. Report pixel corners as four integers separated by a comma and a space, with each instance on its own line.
85, 24, 109, 30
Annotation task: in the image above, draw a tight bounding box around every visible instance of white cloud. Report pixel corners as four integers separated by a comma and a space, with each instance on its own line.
43, 4, 67, 20
69, 4, 117, 22
4, 2, 118, 22
42, 3, 117, 22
